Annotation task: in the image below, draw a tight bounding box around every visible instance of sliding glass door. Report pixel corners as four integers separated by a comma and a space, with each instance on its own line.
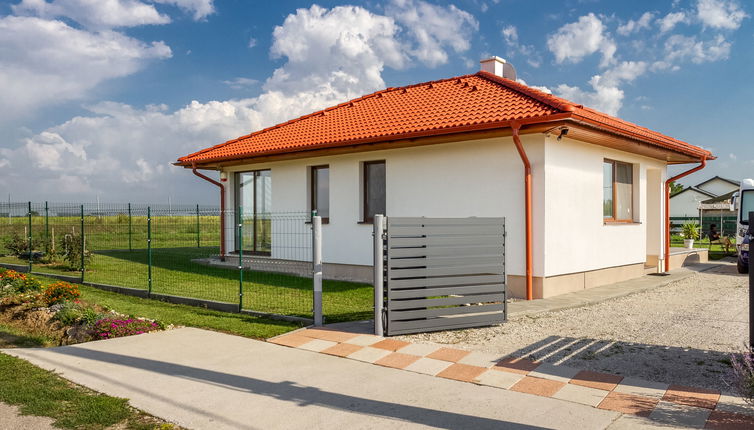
235, 170, 271, 254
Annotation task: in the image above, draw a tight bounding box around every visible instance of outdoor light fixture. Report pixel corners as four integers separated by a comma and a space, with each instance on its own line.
220, 171, 228, 182
557, 127, 569, 141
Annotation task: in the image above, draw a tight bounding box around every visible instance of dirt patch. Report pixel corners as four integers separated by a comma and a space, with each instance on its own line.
401, 262, 748, 392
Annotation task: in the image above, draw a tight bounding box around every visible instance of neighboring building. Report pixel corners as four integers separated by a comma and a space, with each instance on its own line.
177, 57, 713, 299
670, 176, 739, 217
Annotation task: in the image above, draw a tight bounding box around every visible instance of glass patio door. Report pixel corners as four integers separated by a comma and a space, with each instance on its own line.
235, 170, 271, 254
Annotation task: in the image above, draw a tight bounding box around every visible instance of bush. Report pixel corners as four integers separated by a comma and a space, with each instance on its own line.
43, 282, 81, 305
682, 222, 700, 240
53, 304, 83, 325
90, 318, 159, 340
730, 350, 754, 405
61, 233, 92, 270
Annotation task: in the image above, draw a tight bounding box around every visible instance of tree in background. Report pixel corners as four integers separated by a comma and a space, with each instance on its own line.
669, 181, 684, 196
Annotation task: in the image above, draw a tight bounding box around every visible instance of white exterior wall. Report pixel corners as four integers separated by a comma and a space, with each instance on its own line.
669, 190, 708, 217
541, 136, 667, 276
697, 178, 738, 196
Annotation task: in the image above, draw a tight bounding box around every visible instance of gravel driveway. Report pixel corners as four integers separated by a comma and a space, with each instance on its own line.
401, 261, 749, 391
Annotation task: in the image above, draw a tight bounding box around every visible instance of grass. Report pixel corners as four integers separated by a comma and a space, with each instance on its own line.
670, 236, 738, 261
0, 352, 178, 429
0, 323, 56, 348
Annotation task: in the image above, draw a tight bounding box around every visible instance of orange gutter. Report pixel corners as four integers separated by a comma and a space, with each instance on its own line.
192, 162, 226, 259
664, 157, 707, 272
511, 123, 533, 300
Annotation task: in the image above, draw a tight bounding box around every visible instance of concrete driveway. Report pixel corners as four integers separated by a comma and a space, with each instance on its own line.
3, 328, 636, 430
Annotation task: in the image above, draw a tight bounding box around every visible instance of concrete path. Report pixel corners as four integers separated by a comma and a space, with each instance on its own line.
3, 327, 632, 430
0, 403, 56, 430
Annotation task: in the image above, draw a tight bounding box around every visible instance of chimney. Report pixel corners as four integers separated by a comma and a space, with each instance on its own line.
480, 56, 516, 81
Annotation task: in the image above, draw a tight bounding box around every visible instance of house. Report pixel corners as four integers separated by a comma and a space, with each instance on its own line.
670, 176, 739, 217
176, 57, 713, 300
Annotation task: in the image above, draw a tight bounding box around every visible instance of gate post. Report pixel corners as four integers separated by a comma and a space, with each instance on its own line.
312, 215, 323, 326
373, 214, 385, 336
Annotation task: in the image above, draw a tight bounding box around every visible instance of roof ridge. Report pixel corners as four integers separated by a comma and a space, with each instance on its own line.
474, 71, 576, 113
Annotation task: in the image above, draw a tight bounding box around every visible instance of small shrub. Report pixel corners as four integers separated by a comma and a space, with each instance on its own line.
61, 233, 92, 270
43, 282, 81, 305
682, 222, 700, 240
53, 304, 83, 325
80, 307, 102, 326
90, 318, 159, 340
729, 349, 754, 405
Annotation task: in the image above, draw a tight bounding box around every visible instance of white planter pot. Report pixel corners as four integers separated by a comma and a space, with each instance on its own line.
684, 239, 694, 249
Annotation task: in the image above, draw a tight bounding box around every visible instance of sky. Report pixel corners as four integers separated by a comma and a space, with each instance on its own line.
0, 0, 752, 204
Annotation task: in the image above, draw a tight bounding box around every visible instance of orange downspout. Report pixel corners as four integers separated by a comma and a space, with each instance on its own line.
664, 157, 707, 272
511, 123, 533, 300
192, 162, 226, 259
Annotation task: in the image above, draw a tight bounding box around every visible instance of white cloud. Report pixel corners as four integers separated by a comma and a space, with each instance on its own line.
222, 77, 259, 89
696, 0, 747, 30
248, 37, 256, 48
617, 12, 654, 35
501, 24, 541, 67
664, 34, 731, 63
657, 11, 687, 33
554, 61, 647, 116
385, 0, 478, 67
547, 13, 616, 67
12, 0, 170, 29
151, 0, 214, 21
0, 16, 171, 119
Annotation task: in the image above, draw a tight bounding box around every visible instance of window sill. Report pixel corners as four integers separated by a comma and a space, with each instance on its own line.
604, 220, 642, 225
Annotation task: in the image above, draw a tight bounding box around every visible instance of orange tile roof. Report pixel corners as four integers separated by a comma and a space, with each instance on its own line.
177, 71, 711, 165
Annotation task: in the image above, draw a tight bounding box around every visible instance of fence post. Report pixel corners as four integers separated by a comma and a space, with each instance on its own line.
147, 206, 152, 296
44, 201, 49, 254
80, 205, 85, 283
373, 214, 385, 336
128, 203, 132, 252
312, 214, 323, 326
749, 211, 753, 350
238, 206, 244, 312
196, 204, 200, 248
27, 201, 32, 273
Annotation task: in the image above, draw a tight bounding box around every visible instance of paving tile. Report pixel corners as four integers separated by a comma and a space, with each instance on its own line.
396, 343, 441, 357
371, 339, 411, 351
598, 391, 659, 417
475, 369, 525, 389
613, 377, 669, 399
268, 333, 312, 348
552, 383, 609, 407
437, 363, 488, 382
528, 362, 580, 383
300, 329, 359, 343
649, 400, 711, 428
346, 346, 392, 363
343, 334, 383, 346
570, 370, 623, 391
664, 385, 720, 410
321, 343, 363, 358
298, 339, 339, 353
374, 352, 421, 369
403, 357, 453, 376
510, 376, 566, 397
427, 347, 471, 363
705, 410, 754, 429
716, 393, 754, 416
458, 351, 501, 368
493, 357, 540, 375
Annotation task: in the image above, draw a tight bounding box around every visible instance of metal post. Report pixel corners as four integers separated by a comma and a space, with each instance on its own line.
312, 215, 323, 326
147, 206, 152, 296
80, 205, 85, 283
128, 203, 132, 252
196, 204, 201, 248
27, 202, 32, 272
238, 206, 244, 312
373, 214, 385, 336
44, 201, 49, 254
749, 211, 753, 350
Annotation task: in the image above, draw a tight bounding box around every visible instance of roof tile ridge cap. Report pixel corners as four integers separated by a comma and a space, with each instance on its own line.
475, 71, 576, 112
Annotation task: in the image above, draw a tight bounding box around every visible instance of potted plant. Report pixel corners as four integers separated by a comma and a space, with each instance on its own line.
681, 222, 700, 249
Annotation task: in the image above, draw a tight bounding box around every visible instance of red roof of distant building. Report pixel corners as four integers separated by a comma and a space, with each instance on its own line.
177, 71, 712, 165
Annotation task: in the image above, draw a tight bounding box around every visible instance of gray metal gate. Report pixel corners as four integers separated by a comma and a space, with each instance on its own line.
374, 216, 506, 336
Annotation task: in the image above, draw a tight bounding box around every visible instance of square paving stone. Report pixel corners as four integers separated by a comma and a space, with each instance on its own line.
598, 392, 659, 417
510, 376, 565, 397
427, 347, 471, 363
298, 339, 339, 353
493, 357, 540, 375
268, 334, 312, 348
321, 343, 363, 358
436, 363, 488, 382
344, 334, 383, 346
705, 410, 754, 429
371, 339, 411, 351
475, 370, 525, 390
716, 393, 754, 416
613, 377, 669, 399
458, 351, 501, 368
648, 400, 711, 428
528, 362, 580, 383
403, 357, 453, 376
374, 352, 421, 369
552, 383, 609, 407
301, 329, 359, 343
570, 370, 623, 391
663, 385, 720, 409
347, 346, 392, 363
396, 343, 441, 357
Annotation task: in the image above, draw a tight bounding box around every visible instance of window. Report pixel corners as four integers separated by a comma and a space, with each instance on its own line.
741, 190, 754, 225
603, 160, 633, 222
310, 165, 329, 222
235, 170, 271, 254
363, 161, 385, 223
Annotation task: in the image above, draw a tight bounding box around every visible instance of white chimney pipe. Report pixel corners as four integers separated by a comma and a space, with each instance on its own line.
480, 56, 516, 80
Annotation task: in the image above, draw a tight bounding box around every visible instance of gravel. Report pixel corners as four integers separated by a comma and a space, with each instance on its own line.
400, 261, 749, 391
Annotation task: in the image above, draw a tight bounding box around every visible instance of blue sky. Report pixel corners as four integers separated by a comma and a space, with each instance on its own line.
0, 0, 751, 204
